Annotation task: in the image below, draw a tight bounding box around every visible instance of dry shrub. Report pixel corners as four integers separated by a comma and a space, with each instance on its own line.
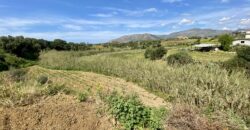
166, 105, 230, 130
166, 104, 247, 130
166, 104, 213, 130
8, 69, 28, 82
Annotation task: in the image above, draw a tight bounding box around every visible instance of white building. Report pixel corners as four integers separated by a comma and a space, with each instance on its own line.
246, 31, 250, 39
233, 31, 250, 46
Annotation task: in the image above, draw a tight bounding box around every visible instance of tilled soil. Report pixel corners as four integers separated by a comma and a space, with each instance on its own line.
0, 94, 114, 130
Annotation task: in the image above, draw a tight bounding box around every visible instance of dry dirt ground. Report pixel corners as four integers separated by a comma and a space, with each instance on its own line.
0, 66, 170, 130
28, 66, 170, 108
0, 94, 114, 130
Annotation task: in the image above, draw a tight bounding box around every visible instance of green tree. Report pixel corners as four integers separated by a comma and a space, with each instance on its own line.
167, 51, 194, 65
219, 34, 234, 51
144, 46, 167, 60
52, 39, 68, 50
194, 38, 201, 44
0, 54, 8, 71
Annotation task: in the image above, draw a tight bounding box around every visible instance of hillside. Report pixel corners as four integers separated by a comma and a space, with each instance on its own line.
110, 33, 160, 43
110, 28, 232, 43
0, 66, 169, 129
161, 28, 232, 39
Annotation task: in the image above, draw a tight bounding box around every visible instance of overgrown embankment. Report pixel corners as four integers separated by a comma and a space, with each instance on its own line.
39, 50, 250, 129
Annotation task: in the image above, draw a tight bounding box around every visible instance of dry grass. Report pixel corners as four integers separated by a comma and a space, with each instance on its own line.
39, 50, 250, 128
165, 49, 236, 63
161, 39, 196, 47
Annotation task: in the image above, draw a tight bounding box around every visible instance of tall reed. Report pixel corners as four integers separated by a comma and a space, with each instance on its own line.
39, 50, 250, 123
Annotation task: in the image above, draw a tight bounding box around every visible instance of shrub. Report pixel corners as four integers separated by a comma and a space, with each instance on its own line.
223, 46, 250, 76
105, 92, 166, 129
8, 69, 27, 82
78, 92, 88, 102
0, 61, 8, 71
0, 54, 8, 71
218, 34, 233, 51
144, 46, 167, 60
223, 46, 250, 69
37, 75, 49, 85
167, 51, 194, 65
236, 46, 250, 62
0, 54, 5, 61
44, 85, 72, 96
224, 57, 249, 69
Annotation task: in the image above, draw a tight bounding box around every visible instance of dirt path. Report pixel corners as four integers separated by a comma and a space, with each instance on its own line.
29, 66, 170, 108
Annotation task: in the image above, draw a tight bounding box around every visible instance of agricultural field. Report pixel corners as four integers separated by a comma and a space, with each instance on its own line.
1, 38, 249, 129
1, 0, 250, 129
38, 48, 249, 129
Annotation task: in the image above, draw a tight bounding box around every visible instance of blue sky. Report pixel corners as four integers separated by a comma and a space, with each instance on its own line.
0, 0, 250, 43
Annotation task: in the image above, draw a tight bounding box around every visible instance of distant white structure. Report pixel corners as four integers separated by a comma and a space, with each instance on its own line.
246, 31, 250, 39
193, 43, 219, 51
193, 44, 217, 48
233, 40, 250, 46
233, 31, 250, 46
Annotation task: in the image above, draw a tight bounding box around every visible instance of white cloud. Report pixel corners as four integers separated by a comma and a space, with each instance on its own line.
222, 27, 230, 30
0, 18, 50, 27
92, 13, 113, 17
179, 18, 194, 25
144, 8, 158, 13
240, 19, 250, 25
91, 12, 118, 18
62, 24, 82, 30
162, 0, 183, 3
102, 7, 159, 16
219, 17, 231, 22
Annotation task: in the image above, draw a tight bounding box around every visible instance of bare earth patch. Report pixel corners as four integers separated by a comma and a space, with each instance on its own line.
0, 94, 114, 130
29, 66, 170, 108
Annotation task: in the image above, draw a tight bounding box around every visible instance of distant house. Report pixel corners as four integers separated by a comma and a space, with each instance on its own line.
233, 31, 250, 46
193, 44, 219, 52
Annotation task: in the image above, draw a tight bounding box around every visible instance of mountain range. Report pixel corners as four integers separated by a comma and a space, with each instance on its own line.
110, 28, 233, 43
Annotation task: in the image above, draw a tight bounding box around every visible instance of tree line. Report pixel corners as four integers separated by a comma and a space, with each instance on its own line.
0, 36, 92, 60
104, 40, 161, 49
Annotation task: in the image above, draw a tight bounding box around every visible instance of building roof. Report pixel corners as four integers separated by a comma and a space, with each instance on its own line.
193, 44, 217, 48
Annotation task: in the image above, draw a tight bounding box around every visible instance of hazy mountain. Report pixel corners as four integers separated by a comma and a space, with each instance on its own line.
110, 33, 160, 43
159, 28, 232, 39
110, 28, 233, 43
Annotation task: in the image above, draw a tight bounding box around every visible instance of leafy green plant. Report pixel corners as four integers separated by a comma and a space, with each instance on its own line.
218, 34, 233, 51
44, 84, 72, 96
236, 46, 250, 62
78, 92, 88, 102
0, 56, 9, 71
223, 46, 250, 75
105, 92, 166, 129
167, 51, 194, 65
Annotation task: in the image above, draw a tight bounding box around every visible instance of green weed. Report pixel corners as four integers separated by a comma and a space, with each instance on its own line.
105, 92, 167, 130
